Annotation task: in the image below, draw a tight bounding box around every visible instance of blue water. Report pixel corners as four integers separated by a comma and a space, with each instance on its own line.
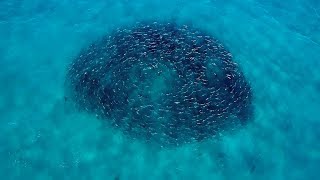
1, 0, 320, 179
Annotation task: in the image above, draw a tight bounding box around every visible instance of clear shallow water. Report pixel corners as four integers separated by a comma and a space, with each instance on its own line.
0, 0, 320, 179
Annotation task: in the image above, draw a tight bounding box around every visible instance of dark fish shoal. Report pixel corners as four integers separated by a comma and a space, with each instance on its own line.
65, 21, 254, 146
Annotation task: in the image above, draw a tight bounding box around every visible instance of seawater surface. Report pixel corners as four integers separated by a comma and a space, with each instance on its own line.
0, 0, 319, 179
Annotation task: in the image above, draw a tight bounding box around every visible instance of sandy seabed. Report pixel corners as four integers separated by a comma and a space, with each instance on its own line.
0, 0, 320, 179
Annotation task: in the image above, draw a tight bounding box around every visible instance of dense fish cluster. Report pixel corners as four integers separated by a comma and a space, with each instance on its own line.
65, 22, 253, 146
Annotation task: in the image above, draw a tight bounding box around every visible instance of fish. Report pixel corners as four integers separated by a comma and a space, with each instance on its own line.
65, 21, 254, 147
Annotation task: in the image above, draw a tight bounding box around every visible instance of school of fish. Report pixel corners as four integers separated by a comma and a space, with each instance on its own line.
65, 22, 253, 146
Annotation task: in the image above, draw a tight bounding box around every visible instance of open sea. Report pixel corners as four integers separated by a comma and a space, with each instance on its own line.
0, 0, 320, 179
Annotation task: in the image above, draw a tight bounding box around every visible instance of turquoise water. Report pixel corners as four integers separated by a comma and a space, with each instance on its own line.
1, 0, 320, 179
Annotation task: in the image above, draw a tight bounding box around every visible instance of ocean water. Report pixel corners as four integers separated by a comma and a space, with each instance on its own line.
0, 0, 320, 179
